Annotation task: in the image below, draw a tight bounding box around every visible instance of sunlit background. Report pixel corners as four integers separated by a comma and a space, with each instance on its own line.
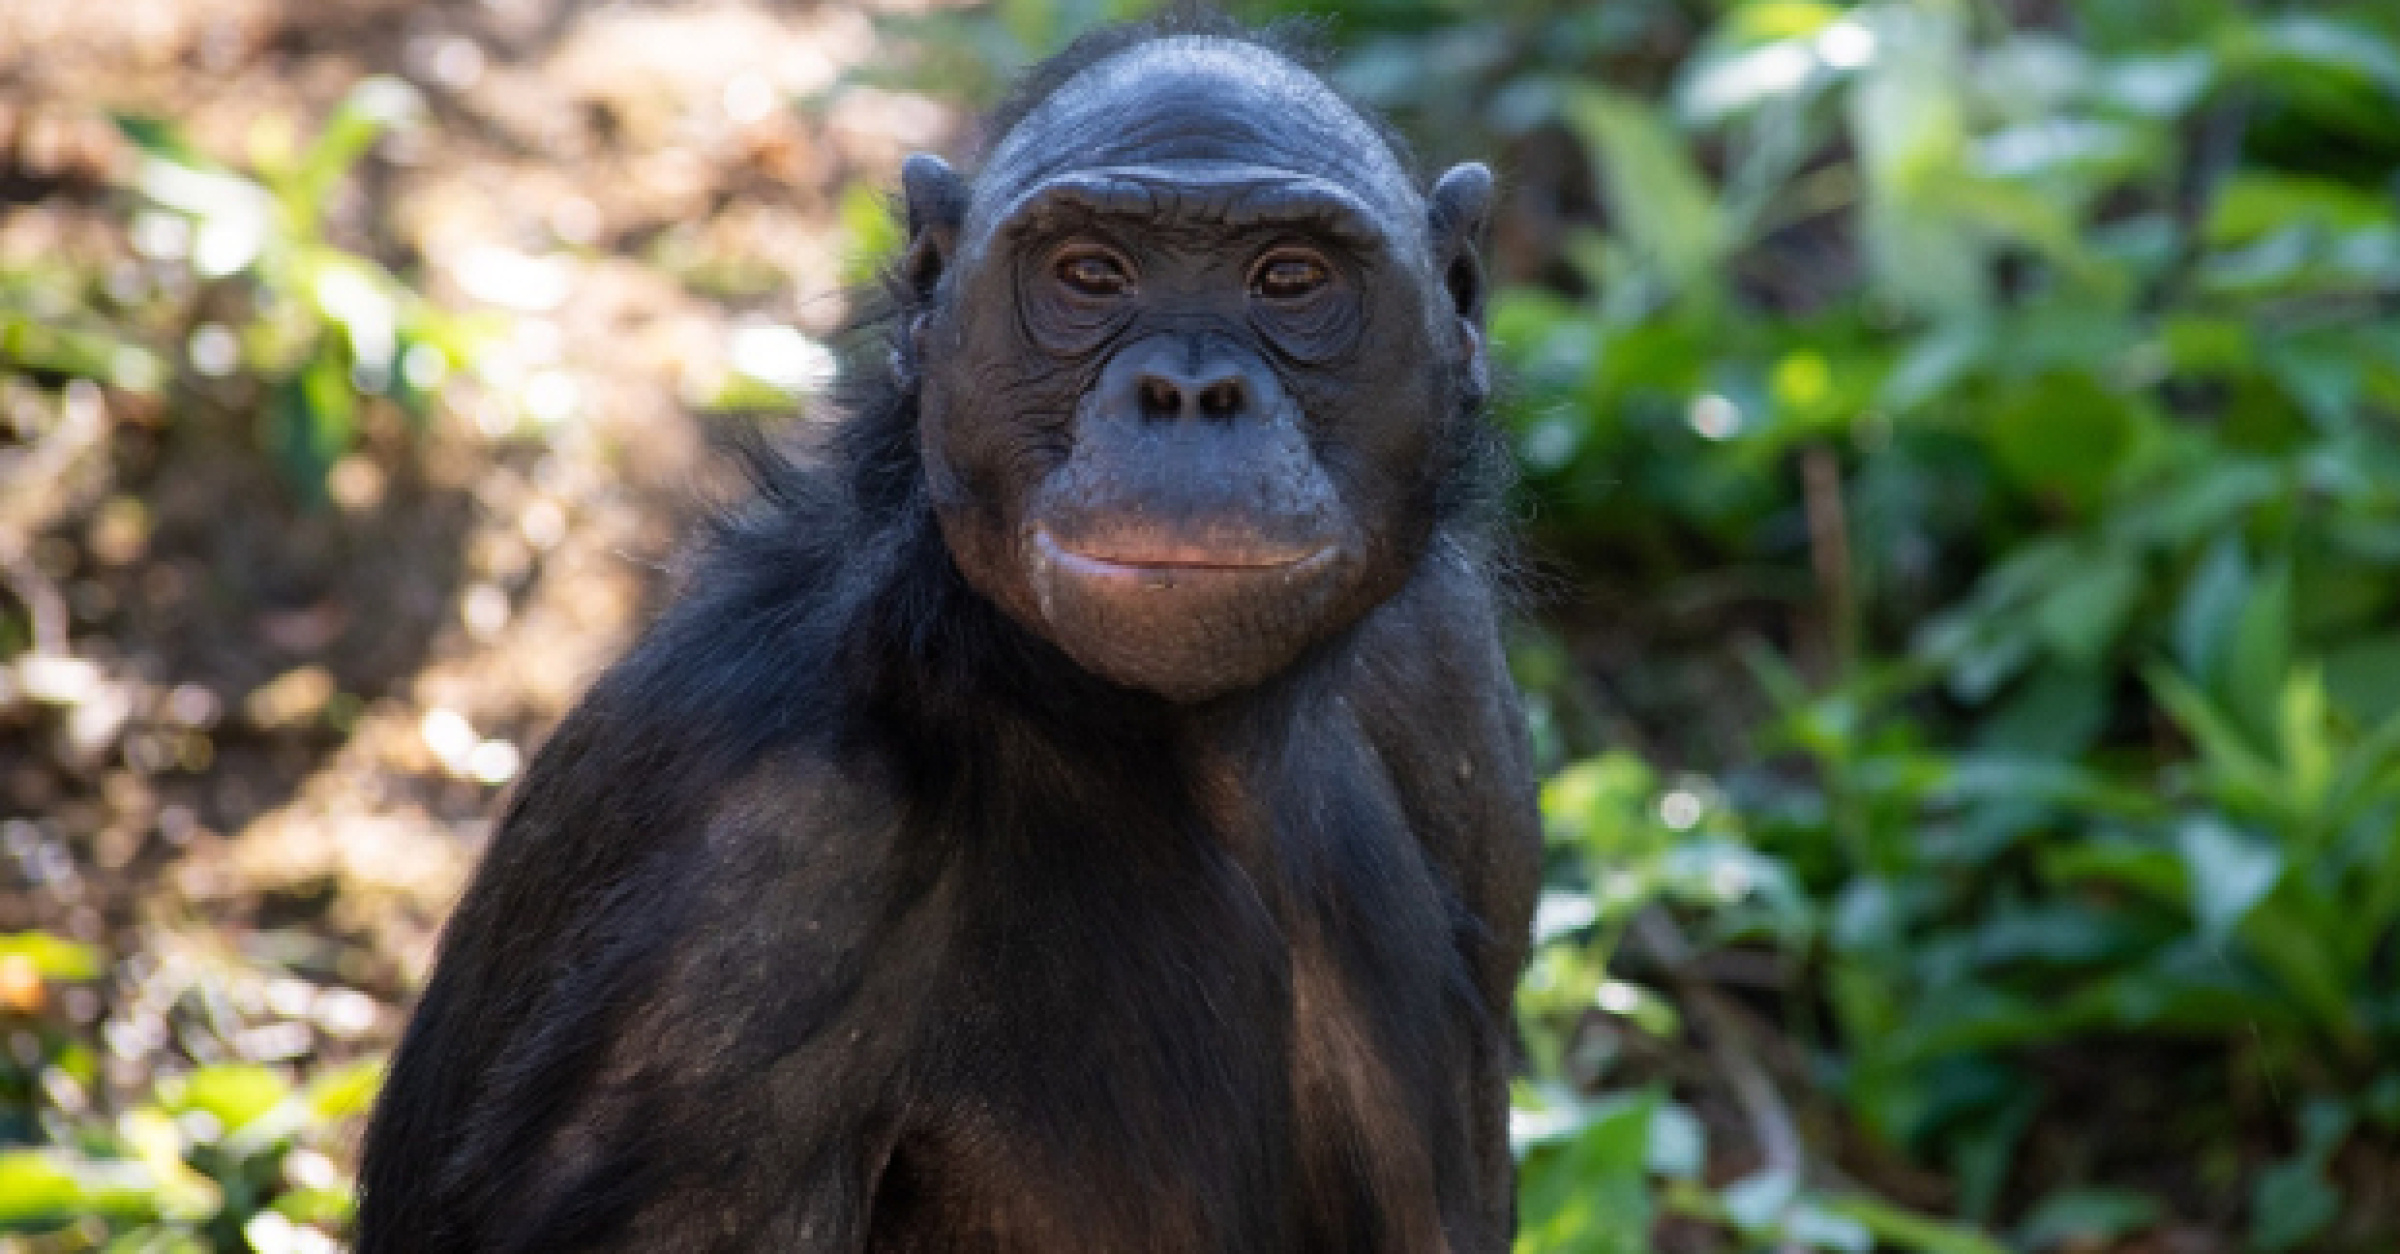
4, 0, 2400, 1249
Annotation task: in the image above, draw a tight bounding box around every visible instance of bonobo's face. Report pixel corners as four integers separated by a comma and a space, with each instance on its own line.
901, 38, 1492, 702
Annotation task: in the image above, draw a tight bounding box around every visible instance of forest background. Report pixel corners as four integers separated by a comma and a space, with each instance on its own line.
3, 0, 2399, 1249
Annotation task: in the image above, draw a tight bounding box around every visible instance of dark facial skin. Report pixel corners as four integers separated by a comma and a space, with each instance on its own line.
354, 25, 1539, 1254
907, 38, 1494, 700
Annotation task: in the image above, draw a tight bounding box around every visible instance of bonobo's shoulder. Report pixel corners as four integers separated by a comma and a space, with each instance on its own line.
492, 616, 899, 910
502, 458, 882, 826
624, 461, 881, 726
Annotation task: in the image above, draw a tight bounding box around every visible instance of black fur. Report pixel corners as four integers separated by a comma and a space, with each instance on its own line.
357, 19, 1539, 1252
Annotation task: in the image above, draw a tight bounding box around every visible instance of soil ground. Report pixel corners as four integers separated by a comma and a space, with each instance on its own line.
2, 0, 935, 1117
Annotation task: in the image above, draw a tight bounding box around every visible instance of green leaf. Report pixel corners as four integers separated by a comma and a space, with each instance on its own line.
1818, 1193, 2009, 1254
2160, 315, 2254, 373
2207, 173, 2396, 246
2233, 15, 2400, 99
2223, 562, 2293, 746
2030, 552, 2140, 665
0, 932, 104, 981
2072, 951, 2294, 1035
1563, 88, 1729, 299
0, 1150, 155, 1226
1847, 7, 1985, 319
2237, 906, 2362, 1049
119, 1107, 222, 1221
839, 183, 905, 286
2098, 51, 2215, 118
2265, 338, 2363, 432
2275, 669, 2336, 819
289, 77, 422, 227
1784, 1199, 1875, 1253
2323, 635, 2400, 726
2041, 840, 2184, 902
2015, 1188, 2162, 1248
2174, 538, 2250, 683
0, 1151, 90, 1225
168, 1063, 295, 1138
109, 113, 212, 167
2251, 1135, 2344, 1251
1935, 176, 2107, 285
273, 354, 359, 498
1515, 1091, 1658, 1254
2174, 816, 2283, 943
1879, 322, 1987, 412
2148, 666, 2283, 801
0, 313, 161, 391
305, 1058, 385, 1122
2120, 461, 2280, 547
1711, 1, 1846, 48
1974, 663, 2107, 758
1987, 372, 2139, 509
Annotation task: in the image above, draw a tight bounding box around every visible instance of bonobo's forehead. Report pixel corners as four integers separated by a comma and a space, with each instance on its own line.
966, 38, 1421, 256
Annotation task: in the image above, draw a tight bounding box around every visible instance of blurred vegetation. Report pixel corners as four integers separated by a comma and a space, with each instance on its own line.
6, 77, 490, 506
5, 0, 2400, 1248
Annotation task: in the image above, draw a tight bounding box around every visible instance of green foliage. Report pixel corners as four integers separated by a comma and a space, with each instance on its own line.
109, 77, 495, 498
1518, 750, 2008, 1253
0, 77, 490, 502
5, 0, 2393, 1247
1468, 0, 2400, 1245
0, 271, 166, 396
0, 936, 377, 1248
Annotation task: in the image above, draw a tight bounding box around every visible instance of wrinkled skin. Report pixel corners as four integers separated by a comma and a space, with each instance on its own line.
913, 38, 1500, 703
356, 22, 1540, 1254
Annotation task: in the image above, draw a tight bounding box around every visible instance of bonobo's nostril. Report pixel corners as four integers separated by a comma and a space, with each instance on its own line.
1135, 369, 1249, 422
1139, 375, 1183, 420
1198, 377, 1246, 418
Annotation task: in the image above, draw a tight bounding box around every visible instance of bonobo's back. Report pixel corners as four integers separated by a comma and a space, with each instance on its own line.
358, 15, 1538, 1252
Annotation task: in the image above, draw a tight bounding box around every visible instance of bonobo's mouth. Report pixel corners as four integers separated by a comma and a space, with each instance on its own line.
1034, 529, 1337, 581
1018, 525, 1358, 700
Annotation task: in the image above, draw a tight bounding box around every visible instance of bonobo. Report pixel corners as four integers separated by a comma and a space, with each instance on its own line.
357, 17, 1540, 1253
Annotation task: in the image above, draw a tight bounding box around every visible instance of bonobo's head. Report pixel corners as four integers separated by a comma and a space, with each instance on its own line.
896, 30, 1494, 703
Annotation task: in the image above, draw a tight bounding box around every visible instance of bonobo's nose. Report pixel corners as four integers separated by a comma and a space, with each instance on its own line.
1102, 337, 1277, 424
1138, 368, 1250, 423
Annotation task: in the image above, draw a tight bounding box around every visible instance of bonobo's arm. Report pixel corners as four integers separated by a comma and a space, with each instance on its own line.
1350, 541, 1543, 1235
1354, 542, 1540, 1000
357, 680, 930, 1253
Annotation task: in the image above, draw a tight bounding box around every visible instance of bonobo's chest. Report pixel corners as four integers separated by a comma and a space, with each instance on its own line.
865, 739, 1480, 1252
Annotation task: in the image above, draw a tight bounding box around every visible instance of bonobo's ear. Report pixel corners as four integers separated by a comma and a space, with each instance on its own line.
900, 153, 968, 306
1427, 162, 1494, 325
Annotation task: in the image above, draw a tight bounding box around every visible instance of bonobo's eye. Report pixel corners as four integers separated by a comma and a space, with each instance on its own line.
1023, 239, 1138, 354
1054, 246, 1134, 299
1243, 244, 1357, 363
1249, 249, 1332, 302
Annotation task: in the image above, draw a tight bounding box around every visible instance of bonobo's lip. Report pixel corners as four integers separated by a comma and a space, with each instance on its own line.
1033, 529, 1336, 579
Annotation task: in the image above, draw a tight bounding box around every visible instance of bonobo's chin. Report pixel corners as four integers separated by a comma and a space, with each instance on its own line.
1023, 528, 1359, 702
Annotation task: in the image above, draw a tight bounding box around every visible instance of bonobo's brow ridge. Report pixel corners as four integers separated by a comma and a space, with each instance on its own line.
993, 167, 1389, 249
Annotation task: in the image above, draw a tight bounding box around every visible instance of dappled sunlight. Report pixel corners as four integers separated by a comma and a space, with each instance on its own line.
4, 0, 2400, 1247
1, 0, 946, 1239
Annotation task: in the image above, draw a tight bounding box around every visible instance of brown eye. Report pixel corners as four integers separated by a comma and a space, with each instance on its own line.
1056, 250, 1132, 298
1251, 252, 1331, 301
